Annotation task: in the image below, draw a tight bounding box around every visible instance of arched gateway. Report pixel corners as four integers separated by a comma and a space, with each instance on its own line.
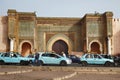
46, 33, 73, 54
7, 10, 113, 55
52, 40, 68, 55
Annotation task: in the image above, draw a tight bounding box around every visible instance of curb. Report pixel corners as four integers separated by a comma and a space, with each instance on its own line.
53, 72, 77, 80
0, 69, 32, 75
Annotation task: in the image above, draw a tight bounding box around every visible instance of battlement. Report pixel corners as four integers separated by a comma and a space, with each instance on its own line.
113, 18, 120, 22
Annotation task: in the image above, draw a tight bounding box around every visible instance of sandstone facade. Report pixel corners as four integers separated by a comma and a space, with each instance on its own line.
1, 9, 120, 56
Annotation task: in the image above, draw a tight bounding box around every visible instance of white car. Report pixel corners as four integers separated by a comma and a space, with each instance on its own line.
38, 52, 72, 66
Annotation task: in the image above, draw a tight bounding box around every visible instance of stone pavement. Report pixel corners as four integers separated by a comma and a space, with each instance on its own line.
65, 73, 120, 80
0, 65, 120, 80
0, 71, 76, 80
0, 65, 32, 75
0, 65, 76, 80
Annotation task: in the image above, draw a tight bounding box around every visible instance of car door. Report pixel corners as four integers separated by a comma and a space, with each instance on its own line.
94, 54, 103, 64
41, 53, 60, 64
47, 54, 60, 64
4, 53, 19, 63
41, 54, 50, 64
1, 53, 11, 63
85, 54, 94, 64
10, 53, 20, 63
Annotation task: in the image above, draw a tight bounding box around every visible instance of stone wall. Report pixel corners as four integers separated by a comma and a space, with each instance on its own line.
0, 16, 9, 52
0, 9, 116, 56
112, 18, 120, 55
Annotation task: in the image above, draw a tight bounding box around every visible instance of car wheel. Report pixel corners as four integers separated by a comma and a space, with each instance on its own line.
0, 60, 4, 65
105, 61, 113, 67
20, 61, 25, 65
39, 60, 43, 66
29, 60, 33, 64
114, 62, 118, 67
60, 61, 67, 66
81, 61, 88, 66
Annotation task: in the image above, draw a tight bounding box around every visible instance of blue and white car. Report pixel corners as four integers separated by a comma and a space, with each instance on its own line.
38, 52, 72, 66
80, 53, 114, 66
0, 52, 30, 65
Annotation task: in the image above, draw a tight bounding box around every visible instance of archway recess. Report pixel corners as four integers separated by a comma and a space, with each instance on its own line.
52, 40, 68, 54
21, 42, 31, 57
89, 40, 102, 54
46, 33, 73, 54
91, 42, 100, 53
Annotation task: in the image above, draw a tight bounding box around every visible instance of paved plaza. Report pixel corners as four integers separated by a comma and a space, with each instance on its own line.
65, 73, 120, 80
0, 65, 120, 80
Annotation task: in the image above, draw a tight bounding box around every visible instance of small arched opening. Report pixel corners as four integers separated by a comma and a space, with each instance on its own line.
21, 42, 31, 57
90, 42, 100, 54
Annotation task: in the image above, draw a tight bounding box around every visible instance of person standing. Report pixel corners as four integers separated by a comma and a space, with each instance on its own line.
34, 51, 40, 66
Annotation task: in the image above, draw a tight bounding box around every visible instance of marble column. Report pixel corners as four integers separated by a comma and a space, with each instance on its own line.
108, 37, 112, 55
10, 38, 14, 52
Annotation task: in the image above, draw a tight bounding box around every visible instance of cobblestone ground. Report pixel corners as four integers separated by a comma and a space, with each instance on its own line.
65, 73, 120, 80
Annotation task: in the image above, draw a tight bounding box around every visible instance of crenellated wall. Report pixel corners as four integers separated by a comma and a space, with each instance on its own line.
112, 18, 120, 55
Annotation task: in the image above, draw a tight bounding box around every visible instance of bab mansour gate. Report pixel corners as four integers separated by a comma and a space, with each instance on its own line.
1, 9, 120, 57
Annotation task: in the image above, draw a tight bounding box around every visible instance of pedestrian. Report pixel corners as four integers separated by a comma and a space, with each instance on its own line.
34, 52, 40, 66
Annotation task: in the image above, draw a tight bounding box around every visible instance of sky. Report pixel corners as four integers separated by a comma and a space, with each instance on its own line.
0, 0, 120, 18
